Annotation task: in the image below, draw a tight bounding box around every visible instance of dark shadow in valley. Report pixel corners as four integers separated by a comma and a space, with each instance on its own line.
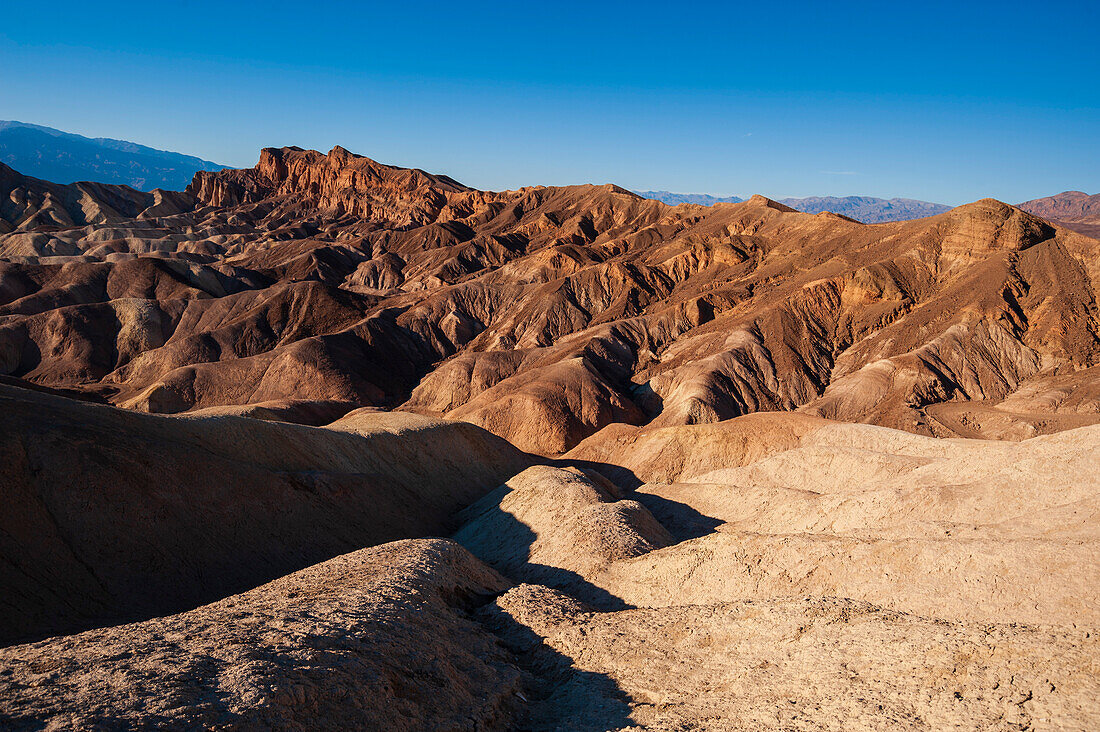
551, 458, 725, 544
551, 457, 643, 491
448, 456, 724, 726
472, 584, 637, 731
453, 500, 640, 728
453, 499, 633, 612
518, 563, 632, 612
632, 492, 724, 543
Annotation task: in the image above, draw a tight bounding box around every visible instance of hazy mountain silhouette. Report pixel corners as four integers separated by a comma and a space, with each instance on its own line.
0, 121, 224, 191
778, 195, 952, 222
637, 190, 951, 223
634, 190, 744, 206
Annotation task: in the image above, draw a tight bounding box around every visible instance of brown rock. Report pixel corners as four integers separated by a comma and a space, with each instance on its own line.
2, 149, 1099, 453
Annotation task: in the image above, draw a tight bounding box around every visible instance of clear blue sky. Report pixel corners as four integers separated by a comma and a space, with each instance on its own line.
1, 0, 1097, 204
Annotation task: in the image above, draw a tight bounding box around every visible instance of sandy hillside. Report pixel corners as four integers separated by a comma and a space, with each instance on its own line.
2, 400, 1096, 729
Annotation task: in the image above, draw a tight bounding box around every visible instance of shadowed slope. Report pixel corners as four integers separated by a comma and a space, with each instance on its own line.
0, 161, 195, 236
0, 381, 529, 644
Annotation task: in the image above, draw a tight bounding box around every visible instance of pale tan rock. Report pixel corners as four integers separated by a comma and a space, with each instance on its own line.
454, 415, 1100, 729
0, 540, 524, 730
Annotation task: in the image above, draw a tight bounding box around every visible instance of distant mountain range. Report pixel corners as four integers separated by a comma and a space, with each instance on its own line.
636, 190, 952, 223
633, 190, 744, 206
776, 196, 952, 223
639, 190, 1100, 234
0, 121, 224, 192
1017, 191, 1100, 239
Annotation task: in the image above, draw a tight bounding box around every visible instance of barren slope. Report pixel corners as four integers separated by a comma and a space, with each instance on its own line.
0, 381, 528, 644
5, 411, 1096, 730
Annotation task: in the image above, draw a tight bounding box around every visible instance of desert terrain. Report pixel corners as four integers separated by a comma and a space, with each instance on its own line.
1, 147, 1098, 730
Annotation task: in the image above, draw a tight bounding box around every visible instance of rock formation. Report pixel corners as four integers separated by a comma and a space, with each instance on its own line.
0, 540, 523, 730
0, 146, 1098, 455
1, 148, 1098, 730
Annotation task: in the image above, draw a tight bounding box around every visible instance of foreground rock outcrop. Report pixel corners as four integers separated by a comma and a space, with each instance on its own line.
2, 411, 1096, 730
0, 540, 523, 730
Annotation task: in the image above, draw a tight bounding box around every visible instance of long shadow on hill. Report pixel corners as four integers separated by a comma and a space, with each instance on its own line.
558, 457, 644, 490
631, 492, 724, 542
0, 375, 109, 404
522, 562, 633, 611
452, 458, 725, 729
457, 509, 636, 728
454, 492, 633, 611
475, 590, 636, 731
555, 458, 725, 542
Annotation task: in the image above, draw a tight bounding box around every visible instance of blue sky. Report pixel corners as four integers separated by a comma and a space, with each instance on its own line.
1, 0, 1097, 204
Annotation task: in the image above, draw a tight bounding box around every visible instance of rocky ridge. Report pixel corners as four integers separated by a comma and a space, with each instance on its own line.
1, 146, 1098, 455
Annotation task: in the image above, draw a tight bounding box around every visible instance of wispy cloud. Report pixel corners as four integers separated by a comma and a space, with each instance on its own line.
821, 170, 859, 176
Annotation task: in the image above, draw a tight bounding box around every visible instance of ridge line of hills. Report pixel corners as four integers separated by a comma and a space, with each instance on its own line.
0, 143, 1098, 455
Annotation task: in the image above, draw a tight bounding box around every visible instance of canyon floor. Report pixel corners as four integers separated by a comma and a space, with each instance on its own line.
0, 149, 1097, 730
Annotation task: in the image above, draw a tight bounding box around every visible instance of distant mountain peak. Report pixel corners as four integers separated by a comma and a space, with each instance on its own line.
1017, 190, 1100, 239
1018, 190, 1100, 222
0, 121, 225, 191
